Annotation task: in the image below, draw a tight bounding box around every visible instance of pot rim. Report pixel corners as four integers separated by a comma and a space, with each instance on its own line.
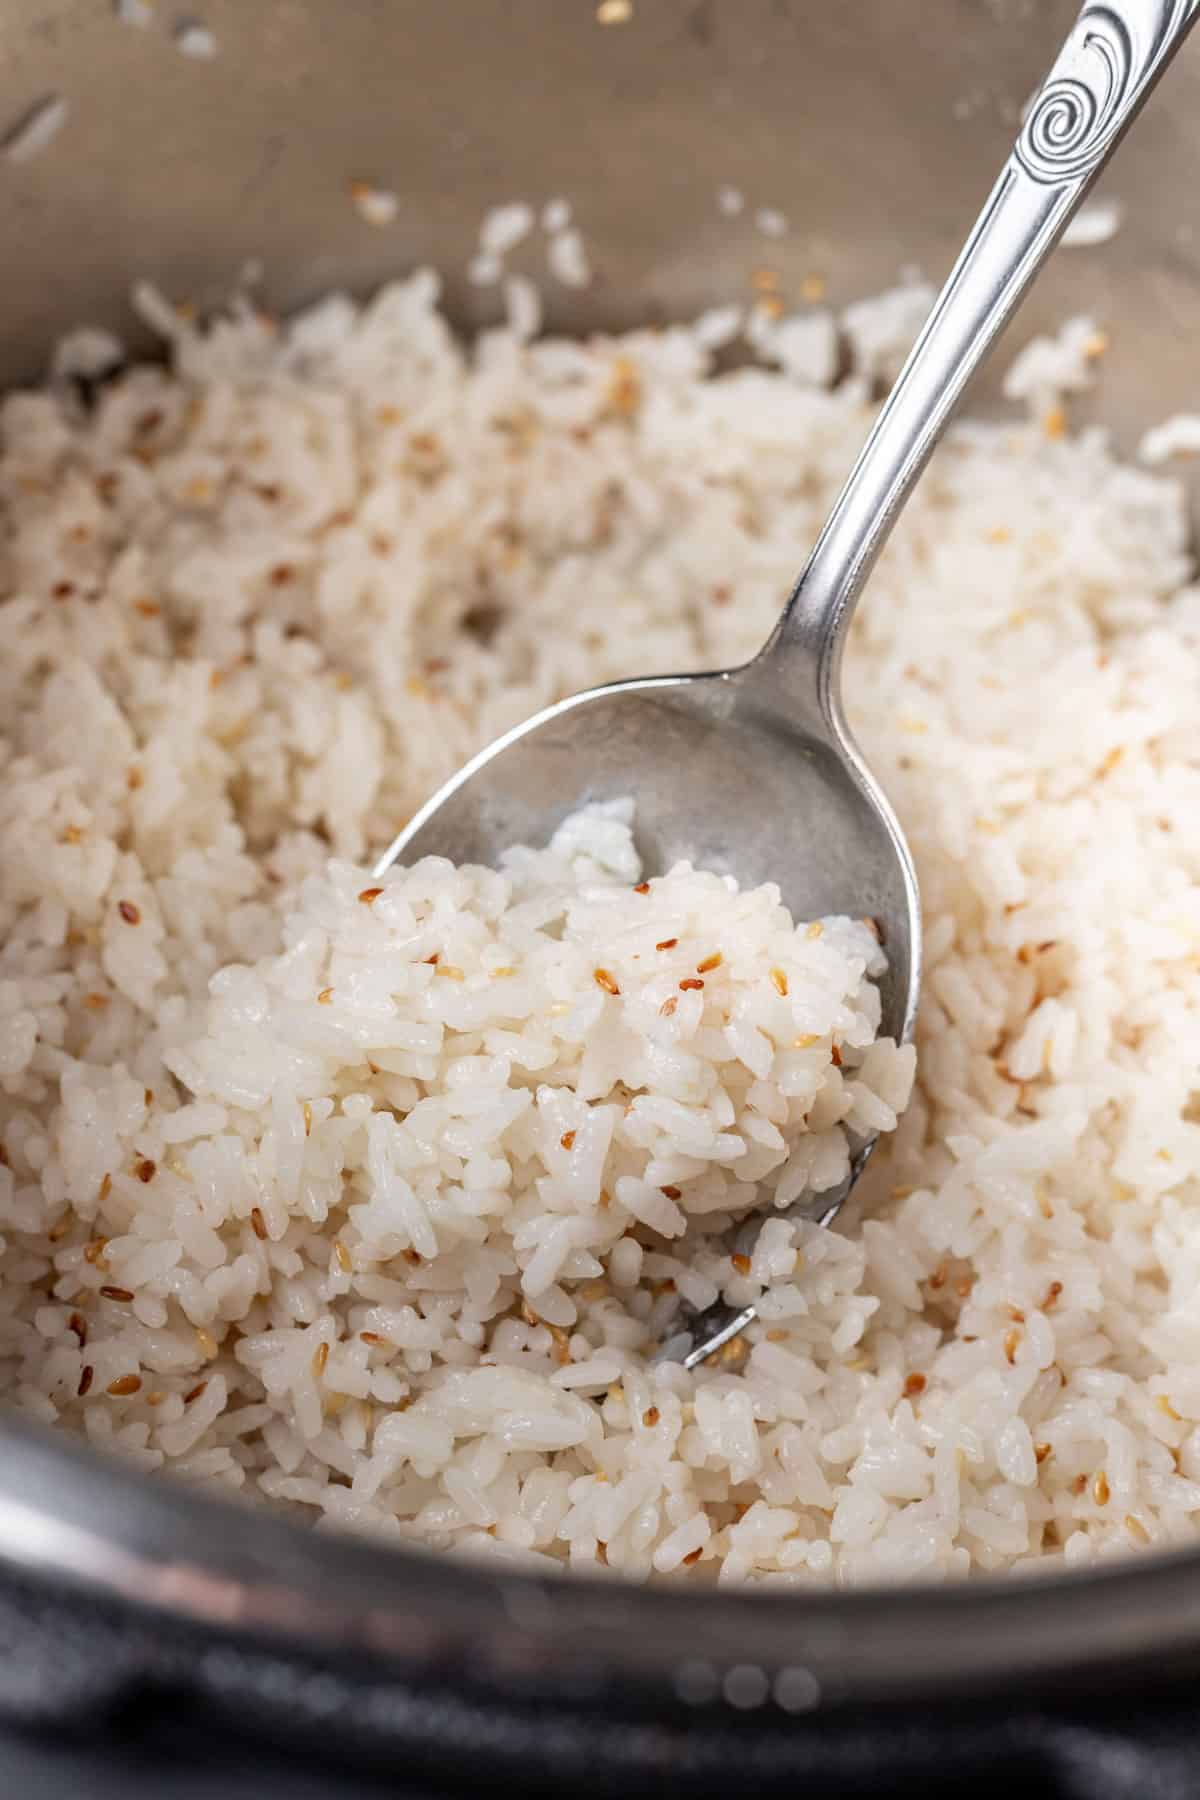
2, 1411, 1198, 1711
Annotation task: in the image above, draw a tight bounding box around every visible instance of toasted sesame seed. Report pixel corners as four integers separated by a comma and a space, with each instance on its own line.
117, 899, 141, 925
560, 1130, 576, 1151
135, 1158, 156, 1183
655, 938, 678, 952
1034, 1442, 1052, 1465
633, 881, 650, 895
334, 1241, 351, 1273
106, 1373, 142, 1397
830, 1046, 843, 1067
659, 996, 678, 1017
903, 1372, 927, 1397
84, 1238, 109, 1266
250, 1207, 267, 1240
593, 967, 620, 996
100, 1285, 134, 1303
679, 977, 704, 992
681, 1547, 703, 1565
1003, 1328, 1020, 1364
1093, 1471, 1110, 1506
661, 1185, 682, 1200
1071, 1473, 1088, 1495
312, 1342, 329, 1378
731, 1253, 751, 1276
68, 1311, 87, 1345
765, 1328, 789, 1343
1042, 1280, 1064, 1309
360, 1331, 391, 1347
1008, 1306, 1025, 1323
696, 953, 722, 974
770, 967, 788, 996
357, 886, 383, 905
317, 987, 334, 1004
77, 1365, 94, 1397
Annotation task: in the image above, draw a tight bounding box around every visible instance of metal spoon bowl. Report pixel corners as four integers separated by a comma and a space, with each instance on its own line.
375, 0, 1198, 1363
374, 668, 918, 1042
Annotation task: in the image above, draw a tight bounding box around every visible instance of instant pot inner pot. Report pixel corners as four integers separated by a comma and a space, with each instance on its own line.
0, 1, 1199, 1791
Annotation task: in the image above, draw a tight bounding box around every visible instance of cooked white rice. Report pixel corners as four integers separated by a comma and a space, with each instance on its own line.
1, 267, 1199, 1586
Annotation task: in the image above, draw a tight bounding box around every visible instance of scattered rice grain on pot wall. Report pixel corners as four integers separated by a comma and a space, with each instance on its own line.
0, 271, 1198, 1585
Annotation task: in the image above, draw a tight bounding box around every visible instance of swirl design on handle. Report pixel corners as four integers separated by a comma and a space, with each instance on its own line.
1017, 0, 1199, 184
1020, 25, 1126, 179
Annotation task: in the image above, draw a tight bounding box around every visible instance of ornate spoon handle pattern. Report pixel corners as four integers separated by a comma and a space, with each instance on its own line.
1018, 0, 1200, 182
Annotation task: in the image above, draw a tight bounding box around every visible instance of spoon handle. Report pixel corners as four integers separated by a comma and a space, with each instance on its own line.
759, 0, 1199, 710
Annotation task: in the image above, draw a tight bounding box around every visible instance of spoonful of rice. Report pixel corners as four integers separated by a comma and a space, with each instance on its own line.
375, 0, 1197, 1365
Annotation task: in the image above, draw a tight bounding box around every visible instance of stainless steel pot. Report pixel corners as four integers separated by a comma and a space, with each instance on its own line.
1, 3, 1198, 1792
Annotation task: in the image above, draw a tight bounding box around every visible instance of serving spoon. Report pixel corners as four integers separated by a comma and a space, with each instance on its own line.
375, 0, 1198, 1366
